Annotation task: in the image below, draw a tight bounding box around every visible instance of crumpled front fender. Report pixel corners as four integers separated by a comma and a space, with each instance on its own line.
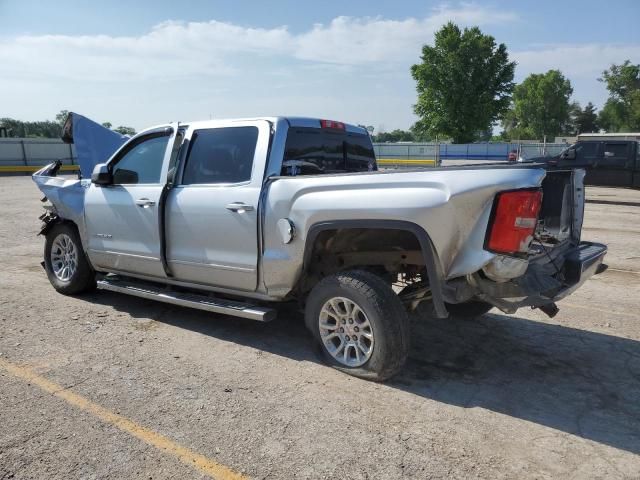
32, 162, 90, 247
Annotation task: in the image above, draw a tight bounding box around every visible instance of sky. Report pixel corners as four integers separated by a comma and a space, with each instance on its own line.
0, 0, 638, 132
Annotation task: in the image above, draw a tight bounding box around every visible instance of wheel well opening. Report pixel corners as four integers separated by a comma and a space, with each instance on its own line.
300, 227, 426, 293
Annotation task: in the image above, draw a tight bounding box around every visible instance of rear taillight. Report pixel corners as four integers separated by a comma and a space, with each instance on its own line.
486, 189, 543, 255
320, 119, 345, 130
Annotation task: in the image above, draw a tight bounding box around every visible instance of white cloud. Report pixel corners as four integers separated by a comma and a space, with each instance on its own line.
293, 8, 517, 65
0, 5, 637, 130
0, 4, 518, 82
513, 44, 640, 79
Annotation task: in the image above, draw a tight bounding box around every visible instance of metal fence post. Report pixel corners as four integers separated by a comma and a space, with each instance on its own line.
20, 140, 27, 166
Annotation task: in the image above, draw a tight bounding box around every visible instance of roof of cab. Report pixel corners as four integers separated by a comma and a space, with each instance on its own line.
138, 117, 368, 137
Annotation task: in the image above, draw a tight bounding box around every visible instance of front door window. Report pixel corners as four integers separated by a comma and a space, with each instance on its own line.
112, 134, 170, 184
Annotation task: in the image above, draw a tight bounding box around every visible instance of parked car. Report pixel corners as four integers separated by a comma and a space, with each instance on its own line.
536, 138, 640, 188
33, 116, 607, 380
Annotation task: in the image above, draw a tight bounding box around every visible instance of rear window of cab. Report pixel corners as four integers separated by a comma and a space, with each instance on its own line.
282, 127, 376, 176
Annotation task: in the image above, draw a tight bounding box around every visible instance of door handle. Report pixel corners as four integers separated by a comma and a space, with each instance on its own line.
226, 202, 254, 213
135, 198, 156, 208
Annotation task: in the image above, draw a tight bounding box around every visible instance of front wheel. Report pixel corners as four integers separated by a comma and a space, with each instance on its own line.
305, 270, 410, 381
44, 223, 96, 295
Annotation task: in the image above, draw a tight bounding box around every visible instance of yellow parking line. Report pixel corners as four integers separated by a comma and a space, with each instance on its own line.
0, 165, 79, 172
560, 302, 640, 320
0, 358, 247, 480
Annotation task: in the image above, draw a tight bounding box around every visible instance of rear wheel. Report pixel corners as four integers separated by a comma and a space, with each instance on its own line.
305, 270, 409, 381
44, 223, 96, 295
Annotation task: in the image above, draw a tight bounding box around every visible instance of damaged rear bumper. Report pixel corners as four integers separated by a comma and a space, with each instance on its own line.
447, 241, 608, 314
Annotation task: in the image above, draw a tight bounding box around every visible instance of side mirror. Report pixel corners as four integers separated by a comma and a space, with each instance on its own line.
91, 163, 112, 185
561, 149, 576, 160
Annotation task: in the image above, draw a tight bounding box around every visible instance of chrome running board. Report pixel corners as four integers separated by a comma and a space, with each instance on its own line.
97, 278, 276, 322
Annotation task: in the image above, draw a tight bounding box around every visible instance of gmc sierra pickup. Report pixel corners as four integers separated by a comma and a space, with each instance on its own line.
33, 116, 607, 380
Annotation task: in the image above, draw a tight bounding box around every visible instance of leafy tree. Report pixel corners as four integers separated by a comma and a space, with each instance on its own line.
372, 129, 415, 143
491, 132, 509, 142
564, 101, 582, 135
0, 117, 62, 138
55, 110, 69, 126
0, 113, 136, 138
411, 22, 515, 143
114, 126, 136, 136
504, 70, 573, 140
573, 102, 599, 134
474, 127, 495, 142
598, 60, 640, 132
409, 124, 434, 142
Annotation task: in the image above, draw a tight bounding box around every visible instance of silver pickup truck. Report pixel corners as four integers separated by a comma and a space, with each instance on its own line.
33, 117, 607, 380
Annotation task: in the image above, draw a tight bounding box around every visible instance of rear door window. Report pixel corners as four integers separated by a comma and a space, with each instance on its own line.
603, 142, 631, 168
282, 128, 376, 175
182, 127, 258, 185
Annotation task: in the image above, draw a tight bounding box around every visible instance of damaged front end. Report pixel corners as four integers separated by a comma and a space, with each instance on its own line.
32, 161, 91, 240
32, 112, 129, 241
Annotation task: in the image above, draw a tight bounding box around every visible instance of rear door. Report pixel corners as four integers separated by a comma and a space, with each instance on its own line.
588, 141, 634, 187
165, 120, 271, 291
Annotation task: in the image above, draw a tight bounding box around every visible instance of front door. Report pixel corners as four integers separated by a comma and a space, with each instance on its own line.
85, 128, 176, 277
165, 120, 271, 291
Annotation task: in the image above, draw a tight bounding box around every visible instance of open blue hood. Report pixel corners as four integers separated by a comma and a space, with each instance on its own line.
61, 112, 129, 178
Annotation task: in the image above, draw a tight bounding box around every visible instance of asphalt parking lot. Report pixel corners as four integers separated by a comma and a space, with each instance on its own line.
1, 175, 639, 479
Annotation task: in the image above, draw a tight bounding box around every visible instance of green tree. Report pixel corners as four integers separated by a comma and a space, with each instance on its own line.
564, 101, 581, 135
114, 126, 136, 136
372, 129, 415, 143
0, 118, 62, 138
409, 124, 434, 142
598, 60, 640, 132
411, 22, 515, 143
505, 70, 573, 141
573, 102, 599, 134
55, 110, 69, 126
102, 122, 113, 129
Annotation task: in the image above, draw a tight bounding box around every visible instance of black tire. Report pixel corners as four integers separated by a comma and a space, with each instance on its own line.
44, 222, 96, 295
305, 270, 409, 381
445, 299, 493, 319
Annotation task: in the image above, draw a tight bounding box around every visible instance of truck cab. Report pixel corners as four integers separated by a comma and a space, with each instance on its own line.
82, 118, 378, 296
556, 137, 640, 188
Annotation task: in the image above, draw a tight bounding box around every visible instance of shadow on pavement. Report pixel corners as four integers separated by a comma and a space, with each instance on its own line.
83, 290, 640, 454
